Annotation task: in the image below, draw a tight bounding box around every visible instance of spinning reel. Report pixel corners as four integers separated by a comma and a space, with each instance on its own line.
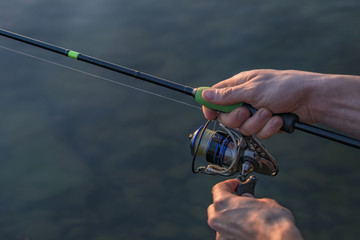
189, 120, 279, 195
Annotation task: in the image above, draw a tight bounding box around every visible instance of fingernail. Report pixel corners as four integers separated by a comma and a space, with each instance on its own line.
271, 117, 283, 129
259, 109, 271, 121
237, 108, 247, 122
203, 90, 215, 100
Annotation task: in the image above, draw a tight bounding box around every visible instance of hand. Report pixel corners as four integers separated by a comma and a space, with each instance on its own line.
208, 179, 302, 240
207, 179, 303, 240
202, 69, 321, 139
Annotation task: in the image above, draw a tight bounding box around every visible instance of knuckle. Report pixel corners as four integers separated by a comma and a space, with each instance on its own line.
257, 116, 282, 139
261, 198, 278, 205
280, 207, 295, 222
246, 69, 260, 79
239, 109, 273, 136
217, 114, 237, 129
207, 216, 216, 229
241, 70, 259, 81
256, 132, 271, 139
211, 182, 221, 193
259, 198, 296, 223
220, 87, 234, 98
239, 126, 255, 136
213, 198, 228, 211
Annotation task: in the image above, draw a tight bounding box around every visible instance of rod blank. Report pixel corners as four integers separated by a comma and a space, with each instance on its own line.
0, 29, 195, 96
1, 28, 359, 149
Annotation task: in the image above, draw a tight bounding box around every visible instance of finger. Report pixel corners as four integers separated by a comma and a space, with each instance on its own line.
216, 232, 232, 240
212, 179, 241, 202
241, 193, 255, 198
207, 204, 217, 229
216, 232, 221, 240
202, 85, 252, 106
238, 108, 273, 136
216, 230, 239, 240
256, 116, 283, 139
207, 204, 230, 235
217, 106, 250, 128
201, 70, 260, 116
202, 105, 218, 120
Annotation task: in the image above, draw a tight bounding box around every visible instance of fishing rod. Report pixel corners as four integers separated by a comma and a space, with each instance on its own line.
1, 28, 359, 149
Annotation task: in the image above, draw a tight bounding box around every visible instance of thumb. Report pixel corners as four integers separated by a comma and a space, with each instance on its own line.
212, 179, 241, 202
202, 86, 250, 106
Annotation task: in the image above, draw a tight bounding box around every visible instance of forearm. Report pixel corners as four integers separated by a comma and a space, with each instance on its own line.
309, 73, 360, 138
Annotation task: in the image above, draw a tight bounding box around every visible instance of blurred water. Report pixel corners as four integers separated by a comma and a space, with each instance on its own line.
0, 1, 359, 239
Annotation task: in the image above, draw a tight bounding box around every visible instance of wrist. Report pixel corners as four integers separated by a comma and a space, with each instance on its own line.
301, 71, 328, 123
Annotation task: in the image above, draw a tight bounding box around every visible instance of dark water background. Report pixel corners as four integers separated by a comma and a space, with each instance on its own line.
0, 1, 359, 239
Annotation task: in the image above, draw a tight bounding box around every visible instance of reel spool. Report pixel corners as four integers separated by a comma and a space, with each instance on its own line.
189, 120, 279, 180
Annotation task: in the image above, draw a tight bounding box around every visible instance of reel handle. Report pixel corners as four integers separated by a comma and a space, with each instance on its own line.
195, 87, 299, 134
234, 175, 257, 196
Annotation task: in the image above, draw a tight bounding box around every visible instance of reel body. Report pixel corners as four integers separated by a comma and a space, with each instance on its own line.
189, 121, 279, 194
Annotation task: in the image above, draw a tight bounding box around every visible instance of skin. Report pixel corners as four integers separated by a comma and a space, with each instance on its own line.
203, 69, 360, 239
202, 69, 360, 139
208, 179, 303, 240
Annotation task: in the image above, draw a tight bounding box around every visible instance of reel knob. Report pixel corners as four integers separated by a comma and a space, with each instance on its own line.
234, 175, 257, 196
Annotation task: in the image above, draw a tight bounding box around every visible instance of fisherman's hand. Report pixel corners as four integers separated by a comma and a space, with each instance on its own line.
202, 69, 321, 139
207, 179, 303, 240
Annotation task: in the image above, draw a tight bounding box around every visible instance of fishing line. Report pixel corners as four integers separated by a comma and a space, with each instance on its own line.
0, 28, 359, 148
0, 44, 202, 110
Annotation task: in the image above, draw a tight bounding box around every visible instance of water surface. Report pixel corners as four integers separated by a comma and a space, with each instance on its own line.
0, 1, 359, 239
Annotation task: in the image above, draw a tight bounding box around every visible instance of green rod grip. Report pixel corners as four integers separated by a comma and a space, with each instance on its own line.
195, 86, 243, 112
